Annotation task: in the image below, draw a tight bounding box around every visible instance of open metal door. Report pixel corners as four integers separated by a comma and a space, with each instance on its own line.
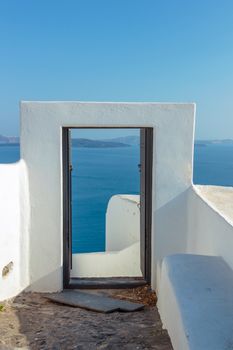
68, 130, 72, 268
140, 128, 153, 283
63, 128, 72, 288
63, 127, 153, 288
140, 129, 146, 277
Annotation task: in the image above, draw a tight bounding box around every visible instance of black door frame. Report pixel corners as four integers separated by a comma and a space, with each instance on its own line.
62, 127, 153, 289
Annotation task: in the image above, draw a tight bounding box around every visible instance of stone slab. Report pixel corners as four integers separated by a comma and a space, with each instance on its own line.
46, 290, 144, 313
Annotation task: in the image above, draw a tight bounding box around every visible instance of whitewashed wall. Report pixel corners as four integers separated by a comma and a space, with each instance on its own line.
156, 185, 233, 294
106, 195, 140, 251
0, 161, 29, 301
71, 194, 141, 278
157, 186, 233, 350
2, 101, 233, 302
71, 242, 142, 278
187, 185, 233, 269
20, 102, 195, 291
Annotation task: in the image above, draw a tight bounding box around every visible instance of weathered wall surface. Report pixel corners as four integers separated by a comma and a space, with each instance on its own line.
20, 102, 195, 291
0, 161, 29, 301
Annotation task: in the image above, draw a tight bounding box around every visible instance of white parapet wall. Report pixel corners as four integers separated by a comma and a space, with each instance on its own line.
106, 194, 140, 251
0, 160, 29, 301
158, 254, 233, 350
187, 185, 233, 270
71, 194, 142, 278
71, 242, 141, 278
157, 186, 233, 350
156, 185, 233, 304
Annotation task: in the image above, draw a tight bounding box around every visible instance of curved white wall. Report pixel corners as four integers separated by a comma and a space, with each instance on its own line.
71, 194, 141, 278
71, 242, 142, 278
106, 194, 140, 251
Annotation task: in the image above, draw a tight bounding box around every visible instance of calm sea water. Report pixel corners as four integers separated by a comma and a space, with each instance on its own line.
194, 144, 233, 186
1, 144, 233, 253
71, 146, 140, 253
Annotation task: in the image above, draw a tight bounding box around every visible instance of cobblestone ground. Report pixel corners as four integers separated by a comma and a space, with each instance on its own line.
0, 292, 172, 350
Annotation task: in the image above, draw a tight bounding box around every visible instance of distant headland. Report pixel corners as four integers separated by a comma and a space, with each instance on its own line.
72, 138, 130, 148
1, 134, 233, 148
195, 139, 233, 147
0, 134, 130, 148
0, 135, 19, 146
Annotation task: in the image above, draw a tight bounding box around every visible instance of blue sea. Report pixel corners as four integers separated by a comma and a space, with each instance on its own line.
1, 144, 233, 253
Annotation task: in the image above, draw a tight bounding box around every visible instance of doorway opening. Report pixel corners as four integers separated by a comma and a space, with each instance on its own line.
63, 127, 153, 288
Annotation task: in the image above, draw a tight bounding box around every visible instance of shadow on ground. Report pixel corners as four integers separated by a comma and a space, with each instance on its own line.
0, 292, 172, 350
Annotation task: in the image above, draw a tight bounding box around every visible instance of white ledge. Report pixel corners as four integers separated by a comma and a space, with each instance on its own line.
193, 185, 233, 227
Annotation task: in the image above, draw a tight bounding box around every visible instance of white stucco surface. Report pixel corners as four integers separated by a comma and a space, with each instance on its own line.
158, 254, 233, 350
156, 186, 233, 349
3, 100, 233, 350
187, 186, 233, 271
2, 101, 233, 349
0, 161, 29, 301
71, 242, 142, 278
3, 101, 233, 350
106, 194, 140, 251
71, 194, 141, 278
194, 185, 233, 225
20, 101, 195, 291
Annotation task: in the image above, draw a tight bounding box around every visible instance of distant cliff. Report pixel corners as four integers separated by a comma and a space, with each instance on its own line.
72, 138, 130, 148
0, 135, 19, 145
1, 133, 233, 148
195, 139, 233, 146
0, 135, 130, 148
101, 135, 140, 146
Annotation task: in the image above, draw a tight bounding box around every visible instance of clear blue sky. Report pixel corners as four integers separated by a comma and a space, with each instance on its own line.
0, 0, 233, 139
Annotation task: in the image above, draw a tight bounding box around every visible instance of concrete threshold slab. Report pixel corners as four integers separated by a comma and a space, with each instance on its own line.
46, 290, 144, 313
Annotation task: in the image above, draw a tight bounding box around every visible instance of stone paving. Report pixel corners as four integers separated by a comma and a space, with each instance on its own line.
0, 292, 173, 350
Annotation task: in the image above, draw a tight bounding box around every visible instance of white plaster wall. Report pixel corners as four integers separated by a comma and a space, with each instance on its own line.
157, 185, 233, 302
158, 254, 233, 350
187, 185, 233, 270
158, 257, 189, 350
71, 194, 141, 278
20, 102, 195, 291
157, 187, 233, 349
0, 160, 29, 301
71, 242, 142, 278
153, 187, 190, 287
106, 194, 140, 251
154, 184, 233, 289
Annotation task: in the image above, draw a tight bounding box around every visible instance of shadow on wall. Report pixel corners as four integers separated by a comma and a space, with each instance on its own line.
153, 187, 190, 286
154, 184, 233, 290
187, 186, 233, 270
25, 267, 63, 293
